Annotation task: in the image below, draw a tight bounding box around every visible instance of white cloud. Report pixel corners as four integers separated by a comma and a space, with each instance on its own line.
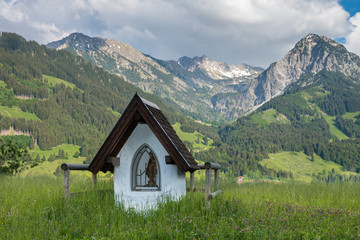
0, 0, 355, 67
345, 13, 360, 55
28, 21, 73, 43
104, 26, 156, 42
0, 0, 25, 22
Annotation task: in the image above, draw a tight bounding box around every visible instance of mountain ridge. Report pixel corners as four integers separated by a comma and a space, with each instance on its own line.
47, 33, 263, 121
47, 32, 360, 122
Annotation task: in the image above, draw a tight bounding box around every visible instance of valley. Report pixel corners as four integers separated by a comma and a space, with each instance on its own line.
1, 31, 360, 184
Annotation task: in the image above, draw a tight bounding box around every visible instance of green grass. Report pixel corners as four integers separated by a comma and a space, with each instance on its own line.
259, 151, 356, 182
0, 106, 41, 121
343, 111, 360, 121
29, 144, 81, 160
1, 176, 359, 239
42, 75, 78, 90
321, 111, 349, 140
19, 157, 89, 178
251, 108, 290, 126
172, 123, 213, 151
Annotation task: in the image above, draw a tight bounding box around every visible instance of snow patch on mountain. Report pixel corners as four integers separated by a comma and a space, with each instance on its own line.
177, 55, 263, 80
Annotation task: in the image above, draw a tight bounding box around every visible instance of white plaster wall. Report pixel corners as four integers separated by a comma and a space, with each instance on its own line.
114, 124, 186, 210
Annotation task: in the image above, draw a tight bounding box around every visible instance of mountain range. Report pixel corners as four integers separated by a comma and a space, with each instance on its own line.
47, 33, 263, 120
47, 33, 360, 121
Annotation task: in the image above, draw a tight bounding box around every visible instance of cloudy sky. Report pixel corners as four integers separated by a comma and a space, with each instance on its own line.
0, 0, 359, 68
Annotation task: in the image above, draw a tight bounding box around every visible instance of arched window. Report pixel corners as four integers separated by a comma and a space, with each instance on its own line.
132, 145, 160, 191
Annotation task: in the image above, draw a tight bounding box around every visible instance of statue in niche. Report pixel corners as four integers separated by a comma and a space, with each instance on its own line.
145, 152, 157, 187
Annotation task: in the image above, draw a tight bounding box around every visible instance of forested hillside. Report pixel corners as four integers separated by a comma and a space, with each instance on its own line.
0, 32, 196, 166
196, 70, 360, 179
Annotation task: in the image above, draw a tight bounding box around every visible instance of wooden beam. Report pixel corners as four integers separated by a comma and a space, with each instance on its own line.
64, 169, 70, 201
190, 171, 195, 192
198, 162, 221, 170
165, 156, 176, 164
106, 157, 120, 166
61, 163, 89, 171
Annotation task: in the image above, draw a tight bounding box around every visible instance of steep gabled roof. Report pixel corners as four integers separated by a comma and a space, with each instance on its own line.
88, 93, 199, 174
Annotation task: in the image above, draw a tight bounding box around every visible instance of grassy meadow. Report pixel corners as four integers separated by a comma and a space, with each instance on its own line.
0, 105, 41, 121
260, 151, 357, 182
1, 174, 360, 239
29, 144, 81, 161
322, 112, 349, 141
251, 108, 290, 126
42, 75, 78, 90
342, 111, 360, 121
172, 123, 214, 152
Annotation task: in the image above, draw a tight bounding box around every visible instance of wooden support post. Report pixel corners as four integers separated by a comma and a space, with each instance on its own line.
214, 169, 219, 191
64, 169, 70, 201
190, 172, 195, 192
205, 165, 211, 210
92, 173, 97, 188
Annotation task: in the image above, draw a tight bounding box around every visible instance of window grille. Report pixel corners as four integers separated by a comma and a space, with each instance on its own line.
132, 145, 160, 191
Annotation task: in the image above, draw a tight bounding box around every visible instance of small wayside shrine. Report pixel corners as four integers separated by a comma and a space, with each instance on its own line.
89, 93, 199, 209
61, 93, 221, 210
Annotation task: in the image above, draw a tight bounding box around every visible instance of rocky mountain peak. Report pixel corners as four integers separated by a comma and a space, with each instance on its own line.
254, 33, 360, 104
47, 32, 105, 51
289, 33, 348, 60
47, 32, 152, 65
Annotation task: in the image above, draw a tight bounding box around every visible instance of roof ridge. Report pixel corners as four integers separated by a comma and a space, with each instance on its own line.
139, 97, 160, 110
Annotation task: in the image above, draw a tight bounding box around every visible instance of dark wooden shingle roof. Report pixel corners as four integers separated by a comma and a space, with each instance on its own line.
88, 93, 199, 174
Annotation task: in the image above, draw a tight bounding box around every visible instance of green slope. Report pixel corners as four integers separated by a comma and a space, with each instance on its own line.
259, 152, 356, 182
343, 111, 360, 121
29, 144, 81, 160
0, 105, 41, 121
321, 111, 348, 140
172, 122, 214, 152
19, 157, 86, 178
251, 108, 290, 126
42, 74, 79, 90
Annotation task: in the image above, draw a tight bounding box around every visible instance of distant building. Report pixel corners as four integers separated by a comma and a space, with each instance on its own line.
237, 176, 243, 184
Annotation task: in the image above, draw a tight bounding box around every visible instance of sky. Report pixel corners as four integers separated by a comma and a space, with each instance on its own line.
0, 0, 359, 68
